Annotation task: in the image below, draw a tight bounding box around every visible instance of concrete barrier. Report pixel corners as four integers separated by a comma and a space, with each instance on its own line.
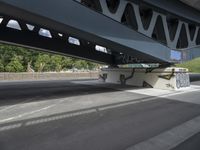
0, 72, 99, 81
100, 67, 190, 90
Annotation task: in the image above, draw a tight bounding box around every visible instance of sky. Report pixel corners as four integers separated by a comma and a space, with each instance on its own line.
171, 50, 182, 61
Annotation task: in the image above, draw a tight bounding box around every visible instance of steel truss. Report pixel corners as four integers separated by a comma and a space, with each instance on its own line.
1, 0, 200, 65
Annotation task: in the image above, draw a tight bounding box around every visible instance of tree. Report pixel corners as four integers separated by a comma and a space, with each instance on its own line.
62, 57, 74, 70
0, 60, 4, 72
34, 54, 50, 72
50, 55, 63, 72
21, 49, 39, 72
87, 62, 97, 70
0, 43, 100, 72
73, 60, 87, 70
5, 57, 24, 72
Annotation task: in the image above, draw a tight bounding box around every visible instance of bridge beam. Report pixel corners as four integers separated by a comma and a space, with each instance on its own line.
0, 0, 172, 64
0, 23, 115, 65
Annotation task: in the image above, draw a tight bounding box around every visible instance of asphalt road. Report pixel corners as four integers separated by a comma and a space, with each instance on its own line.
0, 80, 200, 150
172, 132, 200, 150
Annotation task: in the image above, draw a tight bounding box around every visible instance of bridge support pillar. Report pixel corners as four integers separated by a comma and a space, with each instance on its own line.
99, 67, 190, 90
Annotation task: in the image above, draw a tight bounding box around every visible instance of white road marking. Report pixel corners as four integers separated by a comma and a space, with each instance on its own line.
0, 109, 97, 132
0, 105, 17, 112
99, 87, 200, 111
99, 98, 154, 111
1, 84, 200, 125
25, 109, 96, 126
0, 86, 200, 132
126, 115, 200, 150
0, 123, 22, 132
0, 105, 55, 123
0, 96, 41, 112
0, 117, 16, 122
160, 89, 200, 98
123, 86, 200, 98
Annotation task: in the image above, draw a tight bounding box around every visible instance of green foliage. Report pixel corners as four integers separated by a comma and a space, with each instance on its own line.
62, 57, 74, 70
0, 60, 4, 72
5, 57, 24, 72
74, 60, 88, 69
0, 43, 99, 72
50, 55, 63, 72
34, 54, 51, 72
176, 57, 200, 73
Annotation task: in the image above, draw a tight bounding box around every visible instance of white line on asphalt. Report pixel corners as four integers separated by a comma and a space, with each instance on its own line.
98, 98, 153, 111
1, 86, 200, 124
0, 123, 22, 132
160, 88, 200, 98
0, 105, 17, 112
25, 109, 96, 126
0, 117, 16, 122
0, 109, 97, 132
0, 97, 41, 112
1, 87, 200, 132
0, 105, 55, 123
99, 88, 200, 111
126, 115, 200, 150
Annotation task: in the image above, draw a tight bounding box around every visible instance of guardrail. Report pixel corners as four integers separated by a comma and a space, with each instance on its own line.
0, 72, 99, 81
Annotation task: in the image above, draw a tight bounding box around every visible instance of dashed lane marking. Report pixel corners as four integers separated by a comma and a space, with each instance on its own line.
1, 86, 200, 125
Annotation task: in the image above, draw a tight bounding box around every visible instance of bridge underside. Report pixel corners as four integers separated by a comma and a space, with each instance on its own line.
180, 0, 200, 11
0, 0, 200, 66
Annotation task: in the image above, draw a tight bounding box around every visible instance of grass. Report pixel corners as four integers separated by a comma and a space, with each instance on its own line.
176, 57, 200, 73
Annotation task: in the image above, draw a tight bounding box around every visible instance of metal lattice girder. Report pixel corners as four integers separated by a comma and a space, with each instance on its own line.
143, 0, 200, 25
77, 0, 200, 52
0, 0, 173, 64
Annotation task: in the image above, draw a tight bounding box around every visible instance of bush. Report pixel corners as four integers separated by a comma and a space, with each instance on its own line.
0, 60, 4, 72
5, 58, 24, 72
176, 57, 200, 73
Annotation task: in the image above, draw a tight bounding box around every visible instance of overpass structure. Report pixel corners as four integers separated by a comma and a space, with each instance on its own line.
0, 0, 200, 90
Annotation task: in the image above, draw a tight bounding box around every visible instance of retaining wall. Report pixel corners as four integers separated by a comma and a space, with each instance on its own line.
0, 72, 99, 81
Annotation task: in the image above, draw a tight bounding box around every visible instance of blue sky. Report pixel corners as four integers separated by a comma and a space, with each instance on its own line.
171, 50, 182, 60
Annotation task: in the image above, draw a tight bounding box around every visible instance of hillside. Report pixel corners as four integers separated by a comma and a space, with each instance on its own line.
176, 58, 200, 73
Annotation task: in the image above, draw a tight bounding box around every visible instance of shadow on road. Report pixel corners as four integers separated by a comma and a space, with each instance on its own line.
0, 80, 136, 107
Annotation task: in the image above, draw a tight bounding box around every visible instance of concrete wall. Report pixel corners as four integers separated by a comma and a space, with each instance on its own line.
0, 72, 99, 81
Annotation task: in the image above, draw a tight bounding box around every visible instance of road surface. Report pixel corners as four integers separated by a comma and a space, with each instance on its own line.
0, 79, 200, 150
